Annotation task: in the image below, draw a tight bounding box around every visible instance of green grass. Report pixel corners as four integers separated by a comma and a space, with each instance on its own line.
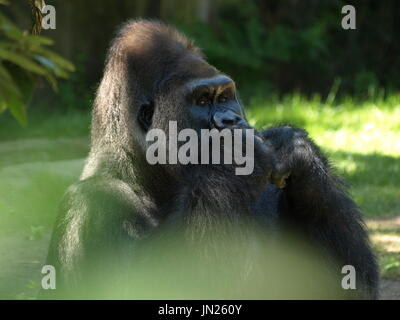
367, 218, 400, 280
0, 107, 91, 141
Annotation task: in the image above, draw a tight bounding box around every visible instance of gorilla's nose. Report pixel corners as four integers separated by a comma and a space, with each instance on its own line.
212, 110, 244, 129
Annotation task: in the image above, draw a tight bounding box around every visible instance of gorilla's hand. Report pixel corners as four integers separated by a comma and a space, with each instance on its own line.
251, 131, 276, 184
259, 126, 320, 188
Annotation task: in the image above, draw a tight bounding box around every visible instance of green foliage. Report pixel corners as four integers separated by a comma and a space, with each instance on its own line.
171, 0, 400, 99
176, 1, 331, 96
57, 53, 93, 110
384, 258, 400, 271
26, 225, 44, 240
0, 10, 74, 125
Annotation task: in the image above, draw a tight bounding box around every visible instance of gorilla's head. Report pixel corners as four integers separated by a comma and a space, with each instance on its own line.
94, 21, 247, 137
85, 20, 266, 186
127, 22, 248, 136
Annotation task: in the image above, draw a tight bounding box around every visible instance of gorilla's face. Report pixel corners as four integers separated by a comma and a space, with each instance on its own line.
138, 55, 248, 135
134, 49, 257, 179
181, 75, 248, 132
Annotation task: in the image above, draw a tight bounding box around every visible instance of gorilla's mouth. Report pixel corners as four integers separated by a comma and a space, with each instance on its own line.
144, 120, 257, 176
209, 121, 252, 131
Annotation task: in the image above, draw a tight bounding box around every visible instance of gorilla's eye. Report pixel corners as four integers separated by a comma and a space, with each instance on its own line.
218, 95, 227, 103
138, 102, 154, 132
197, 97, 209, 106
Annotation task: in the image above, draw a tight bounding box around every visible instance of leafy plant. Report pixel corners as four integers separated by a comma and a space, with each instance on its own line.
27, 225, 45, 240
384, 257, 400, 271
0, 5, 74, 125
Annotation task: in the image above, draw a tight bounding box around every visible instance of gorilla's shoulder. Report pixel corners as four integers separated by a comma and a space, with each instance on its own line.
57, 177, 159, 239
60, 177, 149, 217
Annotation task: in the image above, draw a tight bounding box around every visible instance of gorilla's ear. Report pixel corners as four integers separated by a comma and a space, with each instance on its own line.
138, 101, 154, 132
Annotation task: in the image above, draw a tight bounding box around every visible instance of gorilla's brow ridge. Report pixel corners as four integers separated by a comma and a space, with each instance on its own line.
187, 75, 235, 94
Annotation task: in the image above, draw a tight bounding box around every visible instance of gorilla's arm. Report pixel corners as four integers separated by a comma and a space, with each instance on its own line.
45, 177, 158, 294
260, 126, 379, 299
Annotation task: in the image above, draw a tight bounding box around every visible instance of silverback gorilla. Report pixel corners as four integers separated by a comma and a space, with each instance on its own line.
44, 20, 379, 299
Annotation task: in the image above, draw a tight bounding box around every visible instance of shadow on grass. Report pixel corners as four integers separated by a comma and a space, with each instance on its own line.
328, 151, 400, 218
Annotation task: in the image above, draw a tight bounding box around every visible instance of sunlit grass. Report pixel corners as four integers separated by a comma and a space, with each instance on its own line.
367, 218, 400, 280
248, 93, 400, 156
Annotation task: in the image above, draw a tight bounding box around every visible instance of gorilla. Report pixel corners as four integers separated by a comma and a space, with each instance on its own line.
44, 20, 379, 299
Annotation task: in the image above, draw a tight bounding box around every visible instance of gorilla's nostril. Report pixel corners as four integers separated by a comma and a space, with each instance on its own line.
223, 118, 235, 125
213, 111, 242, 129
